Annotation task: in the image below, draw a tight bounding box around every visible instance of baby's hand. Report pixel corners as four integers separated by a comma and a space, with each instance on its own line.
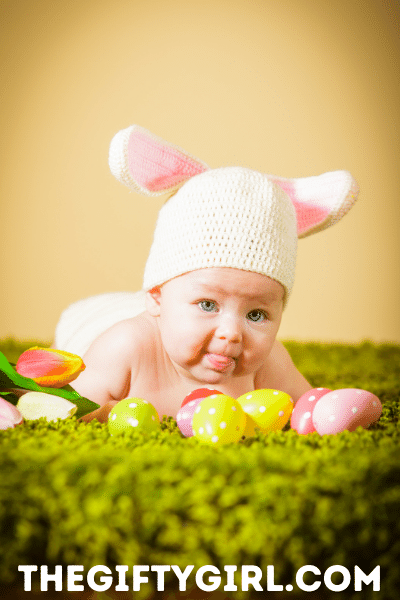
79, 400, 119, 423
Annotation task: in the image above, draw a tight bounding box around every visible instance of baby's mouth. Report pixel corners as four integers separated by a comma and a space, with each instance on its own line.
205, 353, 236, 372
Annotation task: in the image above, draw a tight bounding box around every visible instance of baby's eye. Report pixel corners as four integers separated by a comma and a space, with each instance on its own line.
247, 309, 267, 322
198, 300, 218, 313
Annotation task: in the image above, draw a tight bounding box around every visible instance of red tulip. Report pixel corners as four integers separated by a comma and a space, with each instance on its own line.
16, 347, 85, 388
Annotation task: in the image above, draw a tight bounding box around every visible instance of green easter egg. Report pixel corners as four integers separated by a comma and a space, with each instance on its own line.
192, 394, 246, 446
108, 398, 160, 435
237, 389, 293, 433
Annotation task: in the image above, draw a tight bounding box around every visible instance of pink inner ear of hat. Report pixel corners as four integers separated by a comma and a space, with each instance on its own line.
270, 171, 358, 237
272, 178, 332, 236
127, 129, 208, 192
292, 200, 330, 235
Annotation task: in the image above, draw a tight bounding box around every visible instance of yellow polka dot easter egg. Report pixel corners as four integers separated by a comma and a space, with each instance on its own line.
108, 398, 160, 435
192, 394, 246, 446
236, 389, 293, 433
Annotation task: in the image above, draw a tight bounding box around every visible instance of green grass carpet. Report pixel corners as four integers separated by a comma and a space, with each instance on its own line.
0, 338, 399, 599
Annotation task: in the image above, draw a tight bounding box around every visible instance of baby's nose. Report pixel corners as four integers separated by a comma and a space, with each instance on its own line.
215, 315, 242, 343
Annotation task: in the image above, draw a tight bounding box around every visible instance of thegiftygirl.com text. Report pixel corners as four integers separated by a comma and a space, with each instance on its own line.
18, 564, 380, 593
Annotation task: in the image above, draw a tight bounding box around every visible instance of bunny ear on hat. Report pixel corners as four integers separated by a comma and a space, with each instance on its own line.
108, 124, 209, 196
269, 170, 359, 238
109, 124, 359, 237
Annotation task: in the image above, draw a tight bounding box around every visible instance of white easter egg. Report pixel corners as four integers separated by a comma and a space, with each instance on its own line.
16, 391, 77, 422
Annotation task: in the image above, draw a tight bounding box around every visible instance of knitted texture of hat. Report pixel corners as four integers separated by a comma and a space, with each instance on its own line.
143, 166, 297, 305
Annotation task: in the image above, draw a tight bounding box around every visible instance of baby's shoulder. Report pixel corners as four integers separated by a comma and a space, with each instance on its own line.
72, 313, 160, 406
95, 312, 158, 355
83, 312, 157, 370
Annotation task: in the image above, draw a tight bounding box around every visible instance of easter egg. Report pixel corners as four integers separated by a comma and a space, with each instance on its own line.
181, 388, 222, 408
236, 389, 293, 433
241, 413, 257, 438
177, 397, 205, 437
312, 388, 382, 435
16, 391, 77, 422
177, 389, 223, 437
192, 394, 246, 446
108, 398, 160, 435
290, 388, 331, 434
0, 397, 24, 430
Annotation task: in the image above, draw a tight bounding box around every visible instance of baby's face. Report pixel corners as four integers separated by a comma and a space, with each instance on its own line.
146, 268, 284, 386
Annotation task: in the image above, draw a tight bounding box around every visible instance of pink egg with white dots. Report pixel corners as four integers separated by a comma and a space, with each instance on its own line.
177, 389, 222, 437
312, 388, 382, 435
290, 388, 331, 434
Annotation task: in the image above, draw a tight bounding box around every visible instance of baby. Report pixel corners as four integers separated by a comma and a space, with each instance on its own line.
54, 125, 358, 423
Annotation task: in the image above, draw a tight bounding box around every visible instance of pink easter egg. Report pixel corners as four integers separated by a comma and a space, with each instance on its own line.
290, 388, 331, 434
0, 397, 24, 430
312, 388, 382, 435
181, 388, 222, 408
177, 390, 223, 437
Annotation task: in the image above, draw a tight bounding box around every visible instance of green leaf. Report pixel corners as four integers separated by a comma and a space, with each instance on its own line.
0, 391, 20, 405
0, 351, 99, 418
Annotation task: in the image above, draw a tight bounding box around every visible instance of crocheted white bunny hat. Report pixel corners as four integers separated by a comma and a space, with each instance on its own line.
109, 125, 358, 306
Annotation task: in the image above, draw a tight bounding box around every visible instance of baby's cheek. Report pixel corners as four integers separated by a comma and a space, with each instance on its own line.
246, 335, 275, 366
236, 349, 262, 375
178, 324, 207, 354
163, 327, 202, 365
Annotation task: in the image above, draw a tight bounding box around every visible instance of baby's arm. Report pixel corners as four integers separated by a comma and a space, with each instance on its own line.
255, 340, 312, 403
71, 320, 140, 422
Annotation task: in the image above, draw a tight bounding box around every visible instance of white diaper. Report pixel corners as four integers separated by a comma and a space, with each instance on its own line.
54, 291, 146, 357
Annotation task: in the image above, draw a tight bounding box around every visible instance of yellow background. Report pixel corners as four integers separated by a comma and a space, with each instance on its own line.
1, 0, 399, 343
